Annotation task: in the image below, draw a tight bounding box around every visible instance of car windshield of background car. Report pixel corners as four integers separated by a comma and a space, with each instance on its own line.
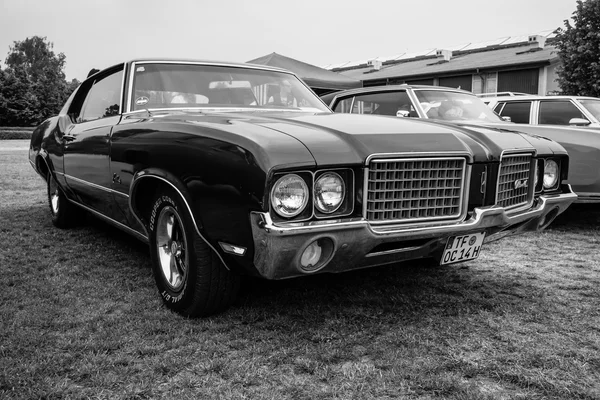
578, 99, 600, 122
130, 63, 329, 113
414, 90, 502, 123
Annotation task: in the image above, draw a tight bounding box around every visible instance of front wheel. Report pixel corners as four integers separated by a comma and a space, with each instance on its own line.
148, 192, 239, 317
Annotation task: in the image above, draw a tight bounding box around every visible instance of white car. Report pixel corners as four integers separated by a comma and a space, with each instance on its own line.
485, 95, 600, 128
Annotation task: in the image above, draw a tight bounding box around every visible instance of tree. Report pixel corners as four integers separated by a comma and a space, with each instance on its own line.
0, 66, 40, 126
554, 0, 600, 96
1, 36, 77, 125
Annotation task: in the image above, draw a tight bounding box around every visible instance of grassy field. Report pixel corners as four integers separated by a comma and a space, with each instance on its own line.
1, 144, 599, 399
0, 127, 33, 140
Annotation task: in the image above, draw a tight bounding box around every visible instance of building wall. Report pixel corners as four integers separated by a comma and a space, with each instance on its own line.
545, 62, 560, 94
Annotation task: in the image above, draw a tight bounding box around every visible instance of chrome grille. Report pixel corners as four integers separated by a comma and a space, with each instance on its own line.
365, 157, 466, 223
496, 153, 533, 210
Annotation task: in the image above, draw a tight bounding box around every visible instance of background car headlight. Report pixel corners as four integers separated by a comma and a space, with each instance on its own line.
314, 172, 345, 213
543, 160, 559, 189
271, 174, 309, 218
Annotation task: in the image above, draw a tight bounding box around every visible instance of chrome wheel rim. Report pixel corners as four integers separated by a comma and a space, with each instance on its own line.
49, 179, 60, 214
155, 206, 188, 291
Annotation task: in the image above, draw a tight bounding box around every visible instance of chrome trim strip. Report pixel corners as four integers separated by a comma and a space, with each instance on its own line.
365, 245, 429, 258
122, 107, 318, 116
365, 151, 473, 165
65, 174, 112, 192
67, 198, 148, 243
129, 173, 230, 271
63, 174, 130, 198
254, 190, 578, 237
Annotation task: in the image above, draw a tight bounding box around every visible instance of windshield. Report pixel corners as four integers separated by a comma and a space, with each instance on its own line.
129, 63, 329, 113
414, 90, 503, 123
578, 99, 600, 122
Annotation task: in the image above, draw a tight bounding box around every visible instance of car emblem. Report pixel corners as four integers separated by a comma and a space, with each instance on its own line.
513, 179, 528, 190
135, 96, 149, 106
469, 236, 477, 246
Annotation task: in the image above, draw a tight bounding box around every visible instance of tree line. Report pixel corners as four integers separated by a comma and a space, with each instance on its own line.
0, 36, 79, 126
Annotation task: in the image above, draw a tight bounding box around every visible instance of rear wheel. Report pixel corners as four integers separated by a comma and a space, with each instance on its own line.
148, 191, 239, 317
47, 174, 80, 228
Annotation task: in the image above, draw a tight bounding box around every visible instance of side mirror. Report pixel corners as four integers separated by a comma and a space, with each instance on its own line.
501, 116, 512, 122
396, 110, 411, 118
569, 117, 591, 126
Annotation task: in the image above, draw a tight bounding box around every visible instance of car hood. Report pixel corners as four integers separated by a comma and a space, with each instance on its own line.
445, 121, 568, 156
141, 111, 545, 168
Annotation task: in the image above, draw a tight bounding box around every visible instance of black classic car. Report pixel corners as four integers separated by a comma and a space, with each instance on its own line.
322, 85, 600, 203
29, 60, 576, 317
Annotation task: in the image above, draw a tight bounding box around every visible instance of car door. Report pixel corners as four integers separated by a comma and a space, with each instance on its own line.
62, 65, 124, 218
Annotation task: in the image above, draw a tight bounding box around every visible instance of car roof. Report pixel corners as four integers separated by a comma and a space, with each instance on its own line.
321, 84, 476, 104
87, 58, 293, 81
486, 95, 600, 102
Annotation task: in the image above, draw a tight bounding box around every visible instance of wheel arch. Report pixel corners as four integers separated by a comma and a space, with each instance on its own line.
129, 169, 231, 271
35, 151, 52, 181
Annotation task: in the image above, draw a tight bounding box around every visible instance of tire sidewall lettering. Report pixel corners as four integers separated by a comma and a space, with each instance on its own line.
150, 194, 187, 304
149, 195, 178, 232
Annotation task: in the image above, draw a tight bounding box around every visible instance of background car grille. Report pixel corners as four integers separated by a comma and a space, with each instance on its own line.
496, 153, 533, 210
365, 157, 466, 223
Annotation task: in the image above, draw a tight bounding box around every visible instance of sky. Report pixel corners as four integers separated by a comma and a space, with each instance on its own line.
0, 0, 578, 81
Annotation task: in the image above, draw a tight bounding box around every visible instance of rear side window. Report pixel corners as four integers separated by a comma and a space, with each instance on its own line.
539, 100, 585, 125
78, 70, 123, 122
334, 91, 416, 117
333, 98, 353, 113
498, 101, 531, 124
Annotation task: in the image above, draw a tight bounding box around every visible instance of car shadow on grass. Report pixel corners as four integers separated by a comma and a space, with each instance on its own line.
548, 203, 600, 231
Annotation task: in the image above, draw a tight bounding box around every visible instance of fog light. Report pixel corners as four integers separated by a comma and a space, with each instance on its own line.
300, 240, 322, 269
298, 238, 335, 272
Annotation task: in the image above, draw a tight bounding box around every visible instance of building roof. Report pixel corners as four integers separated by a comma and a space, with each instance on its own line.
247, 52, 362, 91
337, 44, 559, 83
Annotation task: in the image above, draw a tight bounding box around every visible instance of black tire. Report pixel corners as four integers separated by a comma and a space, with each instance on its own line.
148, 191, 240, 317
47, 173, 81, 228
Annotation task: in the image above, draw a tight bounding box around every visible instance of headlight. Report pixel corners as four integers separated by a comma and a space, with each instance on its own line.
543, 160, 559, 189
314, 172, 345, 213
271, 174, 309, 218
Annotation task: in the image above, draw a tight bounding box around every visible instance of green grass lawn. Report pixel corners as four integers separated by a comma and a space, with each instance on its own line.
1, 146, 599, 399
0, 127, 33, 140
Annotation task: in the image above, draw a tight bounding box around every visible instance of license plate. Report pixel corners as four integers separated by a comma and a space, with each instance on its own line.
440, 232, 486, 265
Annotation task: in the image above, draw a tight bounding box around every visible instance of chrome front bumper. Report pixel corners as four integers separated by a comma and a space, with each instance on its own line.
250, 186, 577, 280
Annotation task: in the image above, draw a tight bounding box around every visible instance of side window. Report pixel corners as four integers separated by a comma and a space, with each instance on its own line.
78, 70, 123, 123
348, 91, 415, 117
539, 100, 585, 125
499, 101, 531, 124
492, 102, 505, 113
333, 98, 353, 113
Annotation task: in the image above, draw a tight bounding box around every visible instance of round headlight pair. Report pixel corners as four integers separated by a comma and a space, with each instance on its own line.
271, 172, 345, 218
543, 160, 559, 189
